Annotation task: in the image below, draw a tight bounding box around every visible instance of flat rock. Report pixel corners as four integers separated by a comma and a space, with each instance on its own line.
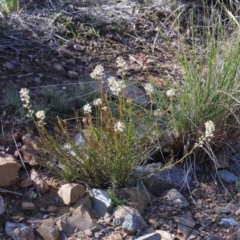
115, 187, 153, 215
58, 183, 85, 205
161, 189, 189, 208
155, 230, 175, 240
20, 179, 33, 188
5, 222, 34, 240
21, 202, 35, 210
218, 170, 238, 183
57, 206, 93, 234
0, 154, 20, 187
108, 233, 123, 240
91, 188, 112, 217
70, 191, 92, 212
21, 145, 40, 166
134, 163, 192, 194
31, 169, 49, 194
221, 203, 238, 214
175, 216, 196, 236
136, 233, 160, 240
57, 47, 75, 58
0, 196, 4, 214
52, 63, 65, 72
67, 71, 79, 78
36, 222, 60, 240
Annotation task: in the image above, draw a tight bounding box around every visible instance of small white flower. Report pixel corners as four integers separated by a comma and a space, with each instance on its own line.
90, 65, 105, 80
114, 121, 126, 132
93, 98, 102, 106
20, 88, 30, 105
205, 120, 215, 138
116, 56, 126, 69
154, 109, 161, 117
83, 103, 92, 114
143, 83, 154, 95
107, 77, 126, 96
102, 106, 108, 111
36, 110, 46, 126
36, 110, 45, 120
166, 89, 176, 98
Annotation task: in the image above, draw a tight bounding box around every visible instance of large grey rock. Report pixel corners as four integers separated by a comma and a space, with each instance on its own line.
115, 187, 153, 215
5, 222, 34, 240
136, 233, 161, 240
122, 210, 138, 235
0, 155, 20, 187
161, 189, 189, 208
91, 189, 112, 217
0, 196, 4, 214
113, 206, 148, 230
218, 170, 238, 183
134, 163, 192, 193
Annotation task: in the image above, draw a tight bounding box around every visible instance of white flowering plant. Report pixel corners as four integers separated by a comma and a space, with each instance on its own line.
23, 57, 168, 188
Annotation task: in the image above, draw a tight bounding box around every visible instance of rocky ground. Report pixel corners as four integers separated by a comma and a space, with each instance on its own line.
1, 0, 240, 239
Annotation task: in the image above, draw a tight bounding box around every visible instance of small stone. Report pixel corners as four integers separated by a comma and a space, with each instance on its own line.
0, 155, 21, 187
210, 234, 224, 240
20, 179, 33, 188
91, 188, 112, 217
221, 203, 238, 214
84, 229, 93, 237
33, 77, 41, 83
21, 202, 35, 210
66, 59, 76, 66
21, 145, 40, 166
218, 170, 238, 183
226, 234, 238, 240
47, 205, 58, 213
94, 232, 100, 239
58, 183, 85, 205
3, 61, 16, 69
108, 233, 123, 240
149, 219, 159, 230
36, 222, 60, 240
56, 206, 93, 234
5, 222, 34, 240
191, 189, 202, 199
57, 47, 74, 58
135, 232, 161, 240
40, 207, 47, 213
220, 218, 240, 227
31, 169, 49, 194
73, 44, 85, 51
0, 196, 4, 214
67, 71, 79, 78
113, 217, 122, 226
155, 230, 174, 240
122, 210, 138, 235
162, 189, 189, 208
146, 227, 155, 234
52, 63, 65, 72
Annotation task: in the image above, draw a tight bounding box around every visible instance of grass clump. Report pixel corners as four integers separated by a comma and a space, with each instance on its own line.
157, 17, 240, 165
